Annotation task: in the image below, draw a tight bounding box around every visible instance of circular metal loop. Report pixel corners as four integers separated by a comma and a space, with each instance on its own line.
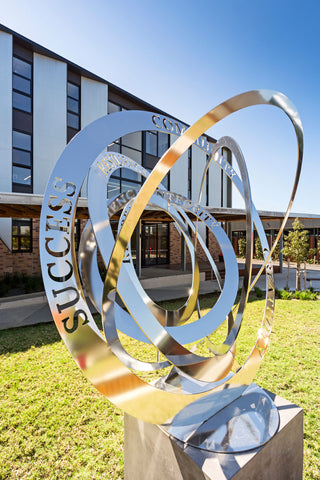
40, 90, 303, 424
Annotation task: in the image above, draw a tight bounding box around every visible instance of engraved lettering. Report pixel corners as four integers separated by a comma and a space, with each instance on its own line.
152, 114, 162, 129
48, 195, 72, 215
52, 286, 80, 314
62, 309, 89, 334
47, 260, 73, 282
163, 118, 174, 132
46, 215, 70, 234
45, 237, 71, 257
174, 122, 182, 135
53, 177, 76, 197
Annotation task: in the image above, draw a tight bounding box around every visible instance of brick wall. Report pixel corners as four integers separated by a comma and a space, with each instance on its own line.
0, 217, 224, 279
169, 224, 181, 264
169, 223, 221, 266
0, 218, 88, 279
0, 218, 41, 278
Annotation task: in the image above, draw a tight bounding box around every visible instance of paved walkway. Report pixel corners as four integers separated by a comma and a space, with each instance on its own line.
1, 263, 319, 331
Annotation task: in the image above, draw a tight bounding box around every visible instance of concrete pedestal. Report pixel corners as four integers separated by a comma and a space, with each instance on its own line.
124, 391, 303, 480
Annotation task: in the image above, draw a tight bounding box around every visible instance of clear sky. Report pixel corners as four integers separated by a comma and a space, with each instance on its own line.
1, 0, 319, 214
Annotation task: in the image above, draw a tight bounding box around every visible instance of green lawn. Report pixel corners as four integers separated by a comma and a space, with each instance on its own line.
0, 298, 319, 479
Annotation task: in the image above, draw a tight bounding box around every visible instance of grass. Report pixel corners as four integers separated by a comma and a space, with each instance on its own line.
0, 325, 124, 479
0, 297, 320, 479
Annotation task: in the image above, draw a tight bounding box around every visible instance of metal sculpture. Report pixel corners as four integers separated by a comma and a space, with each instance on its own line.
40, 90, 303, 451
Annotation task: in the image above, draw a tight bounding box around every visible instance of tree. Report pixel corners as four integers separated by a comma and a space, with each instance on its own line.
238, 237, 246, 258
282, 218, 310, 290
273, 241, 280, 261
254, 238, 264, 260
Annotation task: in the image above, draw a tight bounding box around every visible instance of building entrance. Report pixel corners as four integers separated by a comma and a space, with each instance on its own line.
141, 223, 169, 266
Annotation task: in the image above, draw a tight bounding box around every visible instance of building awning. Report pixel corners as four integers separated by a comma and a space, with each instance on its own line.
0, 192, 319, 223
0, 192, 89, 219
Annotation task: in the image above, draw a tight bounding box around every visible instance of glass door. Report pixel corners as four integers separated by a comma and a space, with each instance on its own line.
142, 223, 169, 266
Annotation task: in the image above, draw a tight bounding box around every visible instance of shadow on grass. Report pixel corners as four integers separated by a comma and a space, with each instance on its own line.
0, 322, 61, 355
0, 313, 103, 355
0, 294, 265, 356
158, 292, 266, 311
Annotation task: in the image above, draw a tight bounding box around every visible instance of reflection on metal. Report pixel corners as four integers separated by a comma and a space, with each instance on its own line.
40, 91, 303, 432
164, 384, 280, 453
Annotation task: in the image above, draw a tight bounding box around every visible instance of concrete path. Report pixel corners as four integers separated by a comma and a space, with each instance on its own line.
0, 292, 50, 331
1, 263, 319, 331
254, 263, 320, 291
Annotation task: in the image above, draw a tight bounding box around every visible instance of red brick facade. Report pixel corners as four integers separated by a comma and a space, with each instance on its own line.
169, 223, 221, 266
0, 219, 223, 279
0, 218, 41, 278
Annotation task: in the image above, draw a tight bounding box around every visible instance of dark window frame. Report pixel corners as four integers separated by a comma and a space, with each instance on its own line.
12, 49, 33, 194
12, 218, 32, 253
108, 100, 125, 114
188, 146, 192, 200
107, 172, 142, 199
67, 71, 81, 142
74, 219, 81, 251
141, 222, 170, 266
67, 81, 80, 128
12, 54, 33, 115
142, 131, 170, 190
108, 102, 171, 191
12, 129, 33, 192
220, 150, 224, 208
206, 154, 209, 206
107, 101, 144, 196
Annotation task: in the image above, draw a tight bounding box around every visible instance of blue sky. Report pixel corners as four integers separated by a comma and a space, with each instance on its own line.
1, 0, 319, 214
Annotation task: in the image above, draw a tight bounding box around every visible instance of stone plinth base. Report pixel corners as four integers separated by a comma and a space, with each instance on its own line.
124, 391, 303, 480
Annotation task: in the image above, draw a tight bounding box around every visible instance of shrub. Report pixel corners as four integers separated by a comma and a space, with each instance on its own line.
280, 290, 293, 300
254, 238, 264, 260
282, 218, 310, 290
12, 272, 21, 286
0, 273, 44, 297
287, 290, 319, 301
254, 286, 263, 298
238, 237, 246, 258
0, 282, 9, 296
272, 242, 280, 261
295, 290, 318, 301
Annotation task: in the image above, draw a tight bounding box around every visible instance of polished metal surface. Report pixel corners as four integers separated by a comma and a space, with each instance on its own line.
40, 90, 303, 425
164, 384, 280, 453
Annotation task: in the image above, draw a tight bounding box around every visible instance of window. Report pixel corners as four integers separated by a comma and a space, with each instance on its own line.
67, 82, 80, 130
121, 132, 142, 164
146, 131, 157, 156
107, 176, 121, 198
107, 170, 141, 199
12, 56, 32, 113
143, 131, 170, 189
12, 131, 32, 189
206, 154, 209, 206
107, 102, 143, 198
220, 150, 224, 207
108, 101, 126, 114
107, 102, 170, 191
145, 131, 169, 158
74, 219, 81, 251
12, 218, 32, 252
67, 70, 81, 142
142, 223, 169, 266
187, 147, 192, 200
12, 46, 33, 193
